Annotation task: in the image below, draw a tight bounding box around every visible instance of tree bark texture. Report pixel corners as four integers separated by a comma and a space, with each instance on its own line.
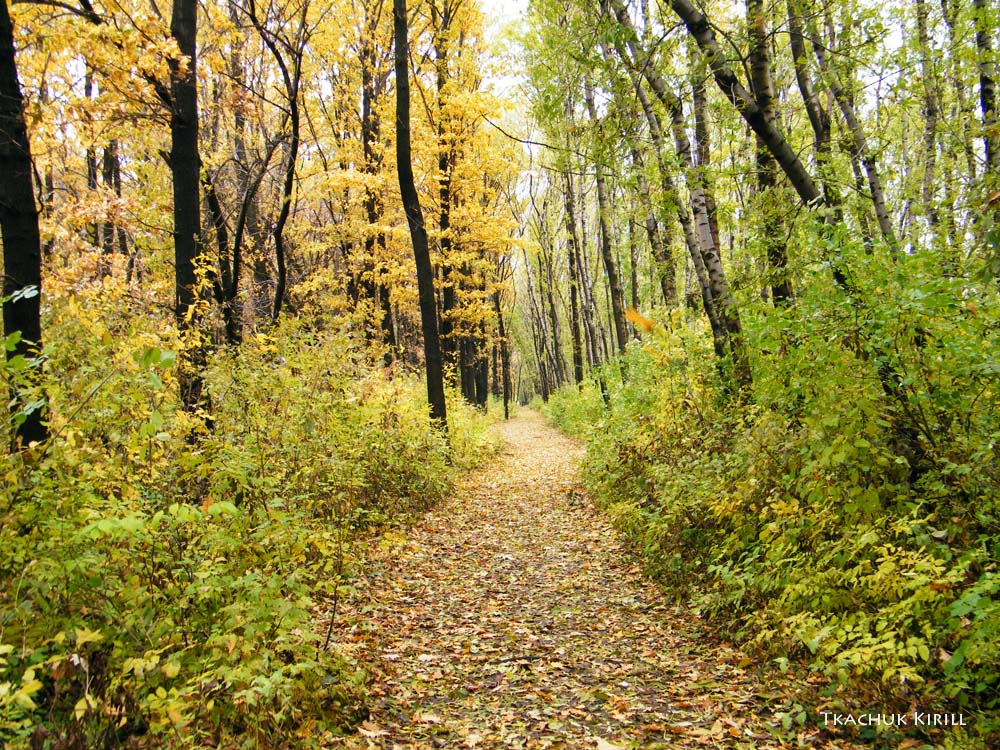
169, 0, 210, 416
0, 0, 47, 446
394, 0, 447, 428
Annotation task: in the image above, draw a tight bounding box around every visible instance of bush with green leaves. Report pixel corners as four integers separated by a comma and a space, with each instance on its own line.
0, 280, 496, 748
545, 241, 1000, 743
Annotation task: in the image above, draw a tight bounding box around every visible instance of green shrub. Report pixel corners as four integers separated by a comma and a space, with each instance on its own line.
0, 285, 492, 748
544, 248, 1000, 740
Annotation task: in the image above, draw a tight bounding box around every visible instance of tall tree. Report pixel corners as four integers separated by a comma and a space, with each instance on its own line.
975, 0, 997, 179
168, 0, 211, 418
0, 0, 47, 446
562, 168, 585, 385
394, 0, 447, 427
583, 78, 629, 357
604, 0, 751, 388
746, 0, 793, 304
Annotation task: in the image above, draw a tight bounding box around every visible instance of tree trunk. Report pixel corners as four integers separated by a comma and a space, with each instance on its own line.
975, 0, 998, 178
169, 0, 210, 417
474, 326, 488, 408
494, 289, 511, 419
247, 2, 307, 324
460, 337, 476, 402
0, 0, 47, 446
394, 0, 447, 428
915, 0, 940, 230
690, 63, 722, 260
361, 21, 396, 360
562, 169, 585, 385
584, 80, 629, 357
628, 144, 675, 306
628, 218, 639, 311
575, 177, 601, 368
605, 0, 750, 388
746, 0, 793, 304
433, 0, 458, 374
807, 14, 899, 253
540, 233, 568, 383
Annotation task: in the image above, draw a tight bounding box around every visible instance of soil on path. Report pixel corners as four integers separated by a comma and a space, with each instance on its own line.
326, 411, 832, 749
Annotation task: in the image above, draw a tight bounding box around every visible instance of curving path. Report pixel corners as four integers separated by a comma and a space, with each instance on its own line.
325, 411, 842, 750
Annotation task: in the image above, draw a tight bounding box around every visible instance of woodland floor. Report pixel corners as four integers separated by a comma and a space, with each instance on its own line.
324, 411, 861, 750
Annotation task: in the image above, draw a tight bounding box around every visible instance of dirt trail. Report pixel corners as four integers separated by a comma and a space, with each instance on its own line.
326, 411, 820, 749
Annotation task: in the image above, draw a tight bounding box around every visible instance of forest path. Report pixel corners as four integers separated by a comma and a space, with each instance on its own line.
326, 411, 814, 750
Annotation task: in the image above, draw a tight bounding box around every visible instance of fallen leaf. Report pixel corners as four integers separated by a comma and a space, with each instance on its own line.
358, 720, 389, 738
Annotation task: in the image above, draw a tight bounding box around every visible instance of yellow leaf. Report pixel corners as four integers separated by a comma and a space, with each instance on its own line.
161, 661, 180, 679
73, 696, 93, 719
74, 627, 104, 647
625, 307, 655, 333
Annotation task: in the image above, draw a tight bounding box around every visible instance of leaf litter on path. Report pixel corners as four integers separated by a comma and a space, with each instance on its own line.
322, 411, 861, 750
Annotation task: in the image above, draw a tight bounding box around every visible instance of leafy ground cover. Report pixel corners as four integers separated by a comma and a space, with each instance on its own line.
324, 412, 876, 750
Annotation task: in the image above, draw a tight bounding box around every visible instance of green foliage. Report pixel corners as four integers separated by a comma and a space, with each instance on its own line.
446, 393, 505, 470
545, 243, 1000, 741
539, 380, 605, 438
0, 285, 490, 748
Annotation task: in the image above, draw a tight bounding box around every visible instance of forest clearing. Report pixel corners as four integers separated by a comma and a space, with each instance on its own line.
1, 0, 999, 747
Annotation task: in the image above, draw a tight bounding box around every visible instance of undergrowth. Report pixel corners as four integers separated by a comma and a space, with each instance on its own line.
542, 247, 1000, 747
0, 271, 499, 748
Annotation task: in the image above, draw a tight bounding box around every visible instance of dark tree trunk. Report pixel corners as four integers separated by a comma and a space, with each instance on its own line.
246, 2, 306, 324
493, 289, 511, 419
562, 170, 585, 385
975, 0, 998, 177
361, 23, 395, 361
395, 0, 447, 428
169, 0, 210, 417
0, 0, 47, 446
474, 327, 488, 408
460, 338, 476, 402
433, 0, 458, 373
84, 66, 98, 248
100, 143, 116, 256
